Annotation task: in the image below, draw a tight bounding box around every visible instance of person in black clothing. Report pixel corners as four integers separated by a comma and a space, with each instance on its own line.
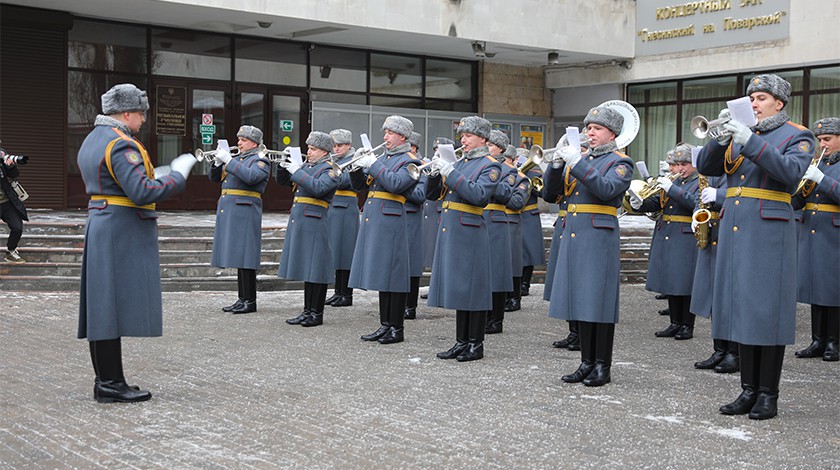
0, 145, 28, 263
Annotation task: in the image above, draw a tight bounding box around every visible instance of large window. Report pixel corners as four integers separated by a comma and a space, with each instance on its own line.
627, 64, 840, 174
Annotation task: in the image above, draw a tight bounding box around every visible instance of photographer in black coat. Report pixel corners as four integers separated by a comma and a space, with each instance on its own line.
0, 146, 28, 263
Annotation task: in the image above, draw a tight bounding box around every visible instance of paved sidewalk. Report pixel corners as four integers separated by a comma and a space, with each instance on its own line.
1, 285, 837, 468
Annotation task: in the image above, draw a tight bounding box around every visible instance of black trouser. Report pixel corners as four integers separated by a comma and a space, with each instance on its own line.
667, 295, 695, 327
489, 291, 506, 323
89, 338, 125, 383
522, 265, 534, 286
333, 269, 353, 297
811, 304, 840, 340
237, 269, 257, 302
304, 282, 328, 312
578, 321, 615, 365
458, 310, 486, 344
1, 201, 23, 251
739, 344, 785, 394
379, 291, 407, 329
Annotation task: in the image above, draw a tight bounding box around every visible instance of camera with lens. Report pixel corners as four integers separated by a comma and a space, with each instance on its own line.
8, 155, 28, 165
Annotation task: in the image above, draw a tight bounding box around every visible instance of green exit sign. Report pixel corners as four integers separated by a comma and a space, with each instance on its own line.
280, 120, 294, 132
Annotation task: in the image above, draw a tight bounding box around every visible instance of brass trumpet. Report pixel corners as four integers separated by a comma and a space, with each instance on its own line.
194, 146, 242, 162
795, 147, 826, 195
331, 142, 387, 175
406, 146, 465, 180
519, 153, 543, 192
690, 113, 731, 140
620, 173, 679, 220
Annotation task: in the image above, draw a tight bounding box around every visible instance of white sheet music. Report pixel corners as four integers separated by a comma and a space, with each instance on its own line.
216, 139, 230, 152
565, 127, 581, 150
289, 147, 303, 166
636, 161, 650, 179
690, 146, 701, 167
727, 96, 757, 127
360, 133, 373, 151
436, 144, 457, 163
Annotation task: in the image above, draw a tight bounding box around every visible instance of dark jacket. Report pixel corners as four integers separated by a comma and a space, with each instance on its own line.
0, 156, 29, 221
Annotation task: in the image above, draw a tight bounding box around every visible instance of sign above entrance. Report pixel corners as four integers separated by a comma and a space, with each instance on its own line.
200, 124, 216, 134
635, 0, 790, 56
155, 86, 187, 136
280, 120, 294, 132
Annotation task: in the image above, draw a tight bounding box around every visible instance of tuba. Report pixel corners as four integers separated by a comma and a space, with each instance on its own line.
693, 175, 711, 249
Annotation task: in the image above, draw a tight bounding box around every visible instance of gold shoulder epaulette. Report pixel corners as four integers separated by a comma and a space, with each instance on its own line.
787, 121, 808, 131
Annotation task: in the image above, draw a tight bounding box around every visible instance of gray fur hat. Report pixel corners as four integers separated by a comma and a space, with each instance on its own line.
504, 144, 517, 159
515, 148, 530, 160
409, 132, 422, 148
381, 115, 413, 138
102, 84, 149, 115
666, 143, 693, 164
746, 74, 791, 104
330, 129, 353, 145
583, 106, 624, 137
306, 131, 334, 152
237, 125, 264, 145
433, 137, 454, 148
488, 129, 510, 149
813, 117, 840, 136
457, 116, 492, 139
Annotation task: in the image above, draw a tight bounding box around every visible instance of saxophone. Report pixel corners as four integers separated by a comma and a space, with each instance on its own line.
693, 175, 711, 249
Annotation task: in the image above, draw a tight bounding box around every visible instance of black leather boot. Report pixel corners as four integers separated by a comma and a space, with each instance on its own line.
325, 292, 341, 306
332, 295, 353, 307
521, 266, 532, 296
553, 322, 579, 349
405, 277, 419, 319
695, 339, 725, 369
331, 270, 353, 306
674, 325, 694, 340
655, 293, 667, 300
823, 338, 839, 362
715, 341, 740, 373
583, 323, 613, 387
795, 307, 824, 358
749, 345, 784, 420
504, 297, 521, 312
485, 292, 506, 334
231, 300, 256, 314
505, 276, 522, 311
658, 308, 669, 316
361, 324, 390, 341
222, 298, 244, 312
438, 311, 469, 359
363, 293, 391, 341
674, 305, 694, 340
457, 311, 485, 361
720, 344, 757, 415
92, 339, 151, 403
300, 311, 323, 327
563, 322, 595, 383
286, 308, 310, 325
404, 307, 417, 320
823, 308, 838, 361
655, 323, 681, 337
378, 326, 405, 344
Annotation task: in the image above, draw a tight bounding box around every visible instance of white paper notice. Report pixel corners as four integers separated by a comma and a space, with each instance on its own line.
690, 146, 701, 167
565, 127, 581, 150
727, 96, 757, 127
436, 144, 457, 163
360, 133, 373, 151
289, 147, 303, 166
636, 161, 650, 179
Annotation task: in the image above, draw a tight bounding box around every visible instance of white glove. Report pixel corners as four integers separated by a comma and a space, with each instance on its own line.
691, 214, 699, 233
354, 151, 377, 169
280, 158, 303, 175
170, 153, 198, 179
629, 190, 643, 210
700, 187, 717, 205
558, 146, 582, 169
659, 161, 669, 175
657, 176, 673, 193
802, 165, 825, 184
433, 158, 454, 177
154, 165, 171, 178
724, 120, 752, 146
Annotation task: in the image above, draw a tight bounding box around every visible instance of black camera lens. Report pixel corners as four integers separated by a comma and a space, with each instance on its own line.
9, 155, 28, 164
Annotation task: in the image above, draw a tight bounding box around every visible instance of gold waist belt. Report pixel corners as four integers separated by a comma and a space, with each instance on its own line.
221, 189, 262, 198
368, 191, 406, 204
726, 187, 791, 204
294, 196, 329, 208
334, 190, 357, 198
90, 195, 154, 210
661, 214, 692, 223
566, 203, 618, 216
557, 210, 567, 218
505, 208, 522, 215
484, 203, 507, 212
442, 201, 484, 215
804, 202, 840, 213
523, 204, 539, 212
